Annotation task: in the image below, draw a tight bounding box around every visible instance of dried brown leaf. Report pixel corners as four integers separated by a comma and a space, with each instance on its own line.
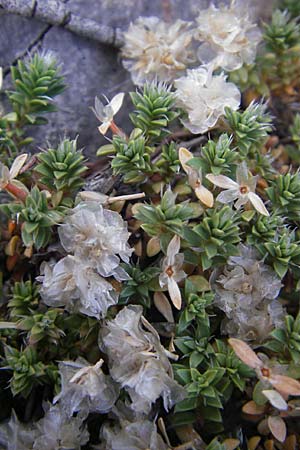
267, 416, 287, 443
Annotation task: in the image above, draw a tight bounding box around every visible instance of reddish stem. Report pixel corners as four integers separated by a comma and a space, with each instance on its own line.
110, 120, 126, 138
5, 182, 27, 202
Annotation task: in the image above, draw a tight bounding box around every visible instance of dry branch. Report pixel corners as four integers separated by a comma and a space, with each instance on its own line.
0, 0, 124, 48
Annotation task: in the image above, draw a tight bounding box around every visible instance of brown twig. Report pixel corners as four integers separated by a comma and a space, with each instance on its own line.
0, 0, 124, 48
179, 135, 207, 149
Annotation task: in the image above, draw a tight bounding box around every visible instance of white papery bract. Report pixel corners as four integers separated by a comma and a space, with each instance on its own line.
38, 256, 118, 318
58, 201, 132, 280
211, 245, 284, 343
100, 305, 186, 414
100, 419, 168, 450
0, 405, 88, 450
32, 404, 89, 450
54, 358, 119, 417
0, 411, 37, 450
195, 2, 262, 71
122, 17, 195, 85
175, 66, 240, 134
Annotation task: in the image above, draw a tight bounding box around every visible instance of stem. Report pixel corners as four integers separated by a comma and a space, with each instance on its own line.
106, 192, 146, 204
110, 120, 127, 138
174, 442, 204, 450
5, 182, 27, 202
0, 322, 19, 329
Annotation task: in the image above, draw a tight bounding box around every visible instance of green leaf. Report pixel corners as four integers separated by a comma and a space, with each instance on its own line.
175, 396, 198, 412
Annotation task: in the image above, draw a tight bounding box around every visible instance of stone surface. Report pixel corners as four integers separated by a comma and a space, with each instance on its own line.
0, 0, 275, 159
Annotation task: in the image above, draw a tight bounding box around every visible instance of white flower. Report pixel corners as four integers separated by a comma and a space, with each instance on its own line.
175, 66, 240, 134
100, 305, 186, 413
58, 201, 132, 280
159, 235, 187, 310
92, 93, 124, 135
206, 161, 269, 215
122, 17, 195, 85
54, 358, 119, 417
229, 338, 300, 397
195, 1, 262, 71
33, 404, 89, 450
101, 419, 168, 450
211, 245, 284, 343
0, 154, 27, 189
0, 154, 28, 201
37, 255, 118, 318
179, 147, 214, 207
0, 67, 3, 91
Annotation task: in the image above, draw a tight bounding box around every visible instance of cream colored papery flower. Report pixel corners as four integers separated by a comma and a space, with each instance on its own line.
211, 245, 283, 343
54, 358, 119, 417
195, 1, 262, 71
206, 161, 269, 215
159, 235, 187, 310
122, 17, 195, 85
101, 419, 168, 450
58, 201, 132, 280
0, 410, 37, 450
175, 66, 240, 134
37, 256, 118, 318
33, 403, 89, 450
100, 305, 186, 413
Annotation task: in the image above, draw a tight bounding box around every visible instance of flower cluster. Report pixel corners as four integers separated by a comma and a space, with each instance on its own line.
122, 17, 194, 85
54, 358, 119, 417
212, 245, 284, 343
195, 2, 262, 71
175, 66, 241, 134
0, 405, 89, 450
100, 305, 186, 413
38, 201, 132, 318
1, 3, 300, 447
121, 2, 262, 86
101, 417, 168, 450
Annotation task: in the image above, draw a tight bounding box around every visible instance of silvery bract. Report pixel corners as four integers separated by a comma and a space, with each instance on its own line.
0, 411, 37, 450
195, 2, 262, 71
100, 305, 186, 413
0, 405, 88, 450
175, 66, 240, 134
58, 201, 132, 280
212, 245, 284, 343
54, 358, 119, 417
38, 256, 118, 318
100, 419, 168, 450
32, 404, 89, 450
122, 17, 195, 85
